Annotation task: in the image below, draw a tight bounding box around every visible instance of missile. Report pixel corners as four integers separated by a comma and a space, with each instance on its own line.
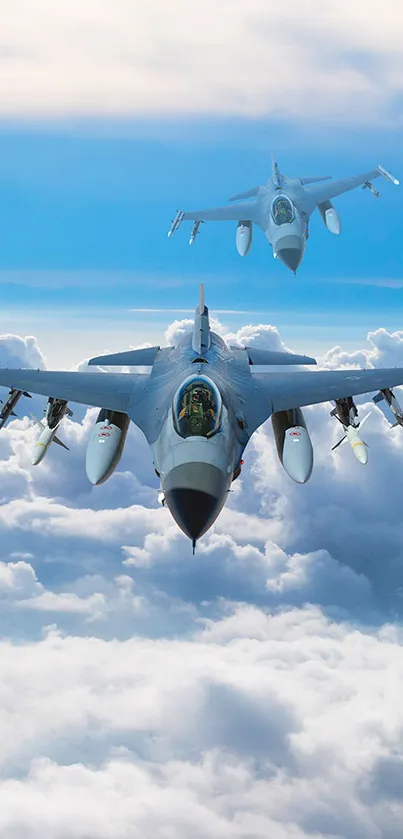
236, 220, 253, 256
0, 388, 31, 429
189, 220, 202, 246
271, 408, 313, 484
86, 409, 130, 485
373, 387, 403, 427
167, 210, 184, 238
342, 424, 368, 465
377, 165, 400, 186
332, 412, 371, 465
31, 419, 69, 466
363, 180, 380, 198
45, 397, 73, 429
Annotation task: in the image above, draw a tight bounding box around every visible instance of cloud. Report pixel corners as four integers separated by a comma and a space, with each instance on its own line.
0, 335, 46, 369
2, 324, 403, 834
320, 327, 403, 370
224, 323, 286, 352
0, 608, 402, 836
0, 1, 402, 123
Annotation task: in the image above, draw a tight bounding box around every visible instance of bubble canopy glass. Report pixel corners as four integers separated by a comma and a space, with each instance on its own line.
271, 195, 295, 226
173, 375, 222, 438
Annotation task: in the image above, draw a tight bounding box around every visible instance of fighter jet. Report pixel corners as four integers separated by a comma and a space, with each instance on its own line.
1, 286, 403, 549
168, 155, 399, 273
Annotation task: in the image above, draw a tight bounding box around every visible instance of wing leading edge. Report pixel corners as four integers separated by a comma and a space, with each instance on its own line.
182, 200, 258, 223
306, 165, 399, 204
253, 368, 403, 415
0, 369, 147, 415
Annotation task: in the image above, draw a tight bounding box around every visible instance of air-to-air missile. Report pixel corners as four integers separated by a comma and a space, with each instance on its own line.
373, 387, 403, 427
31, 397, 72, 465
331, 397, 370, 465
0, 388, 31, 428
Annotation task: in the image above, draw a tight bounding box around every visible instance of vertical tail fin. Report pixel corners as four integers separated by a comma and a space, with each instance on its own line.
271, 152, 282, 188
192, 283, 210, 356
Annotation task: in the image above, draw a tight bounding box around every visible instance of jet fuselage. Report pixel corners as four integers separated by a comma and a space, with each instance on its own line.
147, 333, 249, 542
255, 180, 309, 272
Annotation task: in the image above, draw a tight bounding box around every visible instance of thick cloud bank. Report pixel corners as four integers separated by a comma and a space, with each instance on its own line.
0, 1, 401, 123
1, 610, 403, 839
1, 323, 403, 837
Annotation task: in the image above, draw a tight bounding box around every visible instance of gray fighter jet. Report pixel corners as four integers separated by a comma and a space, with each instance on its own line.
1, 286, 403, 549
168, 155, 399, 273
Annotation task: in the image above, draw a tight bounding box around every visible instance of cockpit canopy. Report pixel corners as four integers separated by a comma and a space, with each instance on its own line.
271, 195, 295, 226
173, 375, 222, 439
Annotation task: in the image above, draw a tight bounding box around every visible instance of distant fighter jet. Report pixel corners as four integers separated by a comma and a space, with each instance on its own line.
168, 155, 399, 273
1, 286, 403, 549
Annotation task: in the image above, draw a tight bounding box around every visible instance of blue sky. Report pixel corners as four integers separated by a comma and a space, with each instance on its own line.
0, 118, 401, 365
2, 3, 403, 836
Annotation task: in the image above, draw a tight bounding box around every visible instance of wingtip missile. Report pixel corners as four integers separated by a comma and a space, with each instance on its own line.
377, 165, 399, 186
168, 210, 185, 238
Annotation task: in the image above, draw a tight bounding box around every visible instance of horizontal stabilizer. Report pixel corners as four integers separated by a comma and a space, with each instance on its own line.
228, 186, 260, 202
54, 435, 69, 451
245, 348, 317, 366
89, 346, 161, 367
299, 176, 332, 185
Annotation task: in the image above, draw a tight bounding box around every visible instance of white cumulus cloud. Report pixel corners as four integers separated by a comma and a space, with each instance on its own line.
0, 323, 403, 836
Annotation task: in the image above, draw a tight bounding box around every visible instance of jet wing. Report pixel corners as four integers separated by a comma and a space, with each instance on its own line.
252, 368, 403, 418
182, 200, 258, 223
306, 166, 397, 204
0, 369, 147, 416
89, 346, 161, 367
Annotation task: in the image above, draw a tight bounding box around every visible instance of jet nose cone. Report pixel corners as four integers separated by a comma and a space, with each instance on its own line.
275, 234, 304, 273
277, 247, 303, 273
165, 488, 222, 540
163, 463, 228, 541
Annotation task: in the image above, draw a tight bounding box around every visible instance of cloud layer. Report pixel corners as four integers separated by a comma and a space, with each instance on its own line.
1, 609, 403, 839
1, 322, 403, 836
0, 1, 402, 122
